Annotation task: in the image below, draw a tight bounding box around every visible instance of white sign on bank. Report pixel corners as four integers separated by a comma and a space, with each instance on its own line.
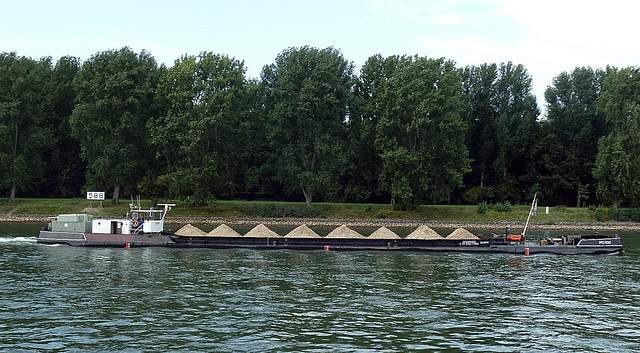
86, 191, 105, 200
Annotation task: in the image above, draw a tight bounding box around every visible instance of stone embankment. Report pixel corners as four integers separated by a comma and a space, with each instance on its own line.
0, 215, 52, 223
163, 216, 640, 231
2, 214, 639, 231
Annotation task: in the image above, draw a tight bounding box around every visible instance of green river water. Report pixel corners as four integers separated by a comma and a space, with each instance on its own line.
1, 222, 639, 352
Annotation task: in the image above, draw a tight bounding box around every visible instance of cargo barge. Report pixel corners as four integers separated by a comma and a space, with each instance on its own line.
169, 231, 623, 255
37, 198, 623, 255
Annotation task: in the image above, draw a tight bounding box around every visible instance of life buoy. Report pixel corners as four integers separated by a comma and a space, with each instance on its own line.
132, 219, 139, 228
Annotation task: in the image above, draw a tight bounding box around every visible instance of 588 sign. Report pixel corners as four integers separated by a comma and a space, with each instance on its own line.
86, 191, 105, 200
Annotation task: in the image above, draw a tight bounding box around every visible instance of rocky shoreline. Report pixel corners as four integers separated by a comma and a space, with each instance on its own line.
166, 216, 640, 231
2, 214, 639, 231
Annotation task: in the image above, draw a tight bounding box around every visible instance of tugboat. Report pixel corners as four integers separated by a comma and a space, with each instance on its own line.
37, 198, 176, 247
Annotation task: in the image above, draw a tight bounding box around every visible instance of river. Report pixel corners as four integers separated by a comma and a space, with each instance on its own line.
1, 223, 639, 352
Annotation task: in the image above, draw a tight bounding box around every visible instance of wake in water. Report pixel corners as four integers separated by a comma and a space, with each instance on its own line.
0, 236, 38, 244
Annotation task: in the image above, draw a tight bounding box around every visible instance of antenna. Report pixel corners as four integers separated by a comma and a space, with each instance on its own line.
129, 195, 135, 213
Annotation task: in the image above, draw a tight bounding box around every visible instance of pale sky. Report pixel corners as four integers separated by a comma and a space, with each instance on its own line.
2, 0, 639, 117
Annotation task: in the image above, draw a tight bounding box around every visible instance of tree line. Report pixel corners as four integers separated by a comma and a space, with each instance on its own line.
1, 47, 639, 208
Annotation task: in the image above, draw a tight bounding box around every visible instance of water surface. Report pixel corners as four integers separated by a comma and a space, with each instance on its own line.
1, 224, 639, 352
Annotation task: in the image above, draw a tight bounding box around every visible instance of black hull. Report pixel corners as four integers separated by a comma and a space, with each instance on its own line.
37, 231, 623, 255
168, 235, 623, 255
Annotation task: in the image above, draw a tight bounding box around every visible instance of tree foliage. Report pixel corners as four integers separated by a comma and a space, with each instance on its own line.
70, 47, 159, 203
262, 46, 354, 206
594, 67, 640, 207
41, 56, 85, 198
460, 63, 499, 189
493, 63, 540, 184
460, 62, 539, 203
374, 56, 470, 208
0, 53, 51, 201
4, 46, 640, 208
345, 54, 414, 203
545, 67, 605, 206
149, 52, 250, 202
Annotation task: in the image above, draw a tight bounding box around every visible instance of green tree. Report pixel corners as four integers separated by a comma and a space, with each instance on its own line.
344, 54, 413, 203
70, 47, 159, 203
545, 67, 605, 206
459, 62, 540, 203
41, 56, 85, 197
375, 56, 470, 208
262, 46, 354, 206
493, 62, 540, 202
149, 52, 250, 201
459, 63, 499, 189
521, 124, 573, 204
593, 124, 640, 208
594, 67, 640, 207
0, 53, 51, 201
243, 78, 281, 200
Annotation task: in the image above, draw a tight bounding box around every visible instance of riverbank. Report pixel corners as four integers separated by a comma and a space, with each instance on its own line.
2, 213, 639, 231
2, 197, 639, 231
165, 216, 640, 231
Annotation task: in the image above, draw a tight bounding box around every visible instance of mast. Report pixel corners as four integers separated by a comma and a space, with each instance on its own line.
521, 193, 538, 238
157, 203, 175, 220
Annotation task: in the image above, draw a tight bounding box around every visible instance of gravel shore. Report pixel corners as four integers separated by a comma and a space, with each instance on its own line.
164, 217, 640, 231
4, 214, 638, 231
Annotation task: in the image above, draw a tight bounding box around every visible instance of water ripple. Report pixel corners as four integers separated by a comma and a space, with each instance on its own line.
0, 234, 639, 352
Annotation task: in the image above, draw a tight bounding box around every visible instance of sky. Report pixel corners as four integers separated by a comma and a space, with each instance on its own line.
2, 0, 639, 117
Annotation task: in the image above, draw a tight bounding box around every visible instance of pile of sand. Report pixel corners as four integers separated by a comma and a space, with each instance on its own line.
285, 225, 320, 238
175, 224, 207, 236
208, 224, 242, 237
406, 225, 444, 239
244, 224, 282, 238
446, 228, 479, 240
325, 225, 365, 238
368, 226, 400, 239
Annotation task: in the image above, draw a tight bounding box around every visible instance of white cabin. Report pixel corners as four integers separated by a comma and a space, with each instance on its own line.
90, 203, 174, 234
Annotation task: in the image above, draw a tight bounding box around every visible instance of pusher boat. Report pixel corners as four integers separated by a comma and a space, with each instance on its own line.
37, 198, 175, 247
